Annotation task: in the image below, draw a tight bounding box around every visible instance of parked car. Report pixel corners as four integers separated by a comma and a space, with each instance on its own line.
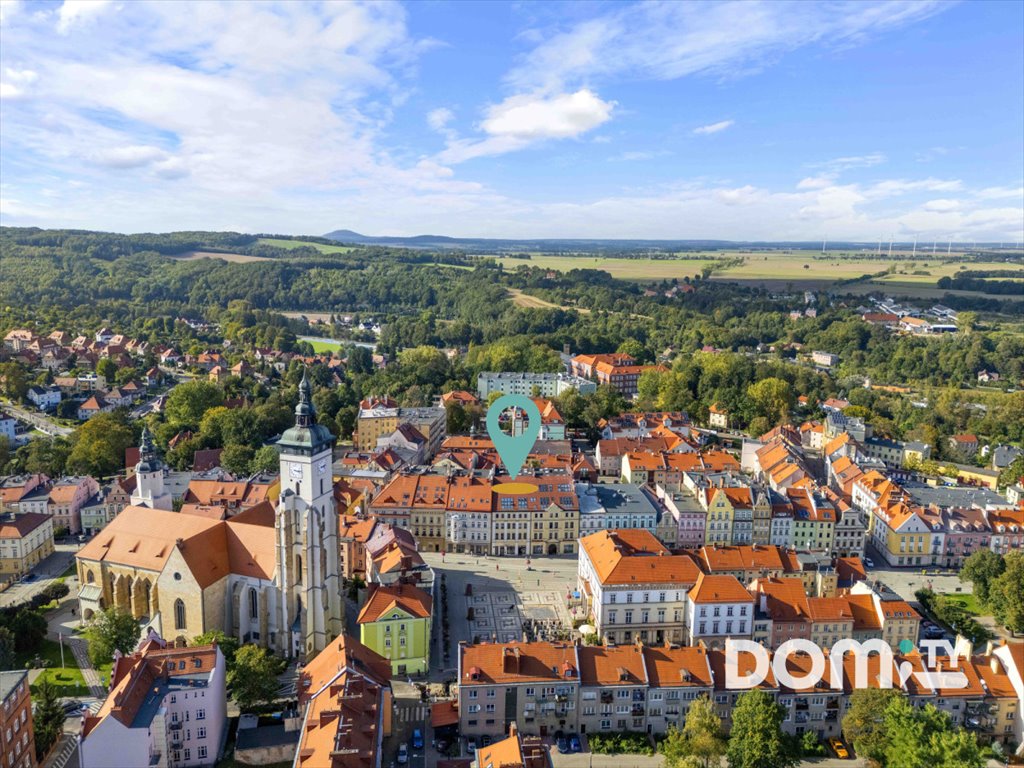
828, 738, 850, 759
465, 738, 478, 755
863, 557, 874, 568
411, 729, 424, 750
924, 625, 945, 639
397, 744, 409, 764
556, 737, 570, 754
568, 735, 582, 753
61, 700, 83, 715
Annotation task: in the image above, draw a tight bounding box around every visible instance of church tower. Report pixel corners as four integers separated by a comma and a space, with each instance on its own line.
275, 370, 343, 659
131, 426, 172, 510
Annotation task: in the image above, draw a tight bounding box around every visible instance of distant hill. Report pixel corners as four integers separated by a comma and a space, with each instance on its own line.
321, 229, 825, 253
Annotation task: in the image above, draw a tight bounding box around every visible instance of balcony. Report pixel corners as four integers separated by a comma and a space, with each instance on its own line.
631, 705, 645, 717
795, 698, 809, 711
795, 712, 809, 725
168, 721, 183, 731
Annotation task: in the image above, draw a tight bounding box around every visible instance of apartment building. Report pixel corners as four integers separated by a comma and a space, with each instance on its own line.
458, 642, 580, 739
686, 573, 754, 649
456, 638, 1024, 747
0, 671, 36, 768
570, 353, 664, 398
46, 476, 100, 534
80, 641, 227, 768
355, 398, 446, 457
294, 635, 393, 768
652, 485, 706, 549
0, 513, 54, 582
575, 483, 660, 537
476, 371, 595, 399
577, 529, 700, 646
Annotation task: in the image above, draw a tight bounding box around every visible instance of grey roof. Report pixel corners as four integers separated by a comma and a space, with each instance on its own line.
579, 483, 658, 517
993, 445, 1023, 469
237, 723, 299, 750
902, 482, 1005, 510
0, 671, 27, 704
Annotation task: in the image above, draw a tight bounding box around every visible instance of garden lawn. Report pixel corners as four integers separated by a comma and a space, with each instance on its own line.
18, 639, 89, 696
939, 592, 984, 615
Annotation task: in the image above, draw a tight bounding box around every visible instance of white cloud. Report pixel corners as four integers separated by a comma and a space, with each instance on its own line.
427, 107, 454, 132
609, 150, 671, 162
0, 0, 21, 25
972, 185, 1024, 200
57, 0, 113, 34
439, 89, 613, 163
796, 176, 833, 190
693, 119, 734, 135
815, 153, 888, 171
923, 198, 960, 212
91, 144, 167, 169
506, 2, 948, 92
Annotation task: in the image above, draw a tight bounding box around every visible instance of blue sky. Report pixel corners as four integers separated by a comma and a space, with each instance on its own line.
1, 0, 1022, 240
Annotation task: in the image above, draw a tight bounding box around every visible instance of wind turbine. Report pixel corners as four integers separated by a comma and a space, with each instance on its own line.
822, 236, 827, 255
912, 237, 917, 257
888, 235, 893, 258
877, 237, 882, 255
947, 240, 952, 254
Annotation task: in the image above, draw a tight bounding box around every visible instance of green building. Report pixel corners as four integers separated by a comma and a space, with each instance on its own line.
357, 583, 433, 676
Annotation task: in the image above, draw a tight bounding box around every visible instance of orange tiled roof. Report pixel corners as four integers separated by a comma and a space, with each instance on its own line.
357, 583, 432, 623
580, 530, 700, 586
461, 642, 578, 685
642, 645, 714, 688
577, 644, 648, 686
689, 572, 752, 604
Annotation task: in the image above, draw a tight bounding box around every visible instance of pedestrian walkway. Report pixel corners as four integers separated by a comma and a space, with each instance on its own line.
65, 636, 105, 698
43, 735, 78, 768
394, 703, 431, 724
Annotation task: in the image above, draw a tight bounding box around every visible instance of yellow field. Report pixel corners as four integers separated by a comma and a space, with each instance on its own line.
174, 250, 273, 263
507, 288, 591, 313
513, 254, 718, 280
258, 237, 357, 254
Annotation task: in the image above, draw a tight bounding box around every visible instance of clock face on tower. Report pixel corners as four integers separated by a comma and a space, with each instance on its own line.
316, 459, 328, 474
289, 463, 303, 479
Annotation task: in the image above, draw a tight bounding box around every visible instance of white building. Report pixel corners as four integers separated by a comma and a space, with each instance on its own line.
477, 371, 596, 398
79, 639, 227, 768
131, 428, 173, 511
0, 416, 16, 442
575, 483, 660, 537
27, 386, 61, 411
577, 529, 701, 646
686, 573, 753, 649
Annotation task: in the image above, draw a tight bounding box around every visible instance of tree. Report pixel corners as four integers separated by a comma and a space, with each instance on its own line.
32, 679, 65, 761
96, 357, 118, 383
66, 413, 135, 478
616, 338, 648, 363
0, 627, 15, 669
842, 687, 900, 764
164, 380, 224, 428
0, 362, 29, 401
883, 697, 983, 768
988, 550, 1024, 635
220, 443, 254, 476
86, 607, 140, 665
9, 608, 46, 652
193, 629, 240, 668
229, 644, 284, 710
249, 445, 279, 474
960, 549, 1005, 605
726, 689, 796, 768
680, 695, 726, 768
999, 454, 1024, 488
747, 377, 793, 426
0, 435, 10, 472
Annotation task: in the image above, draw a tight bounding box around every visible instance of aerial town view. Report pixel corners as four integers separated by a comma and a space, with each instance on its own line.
0, 2, 1022, 768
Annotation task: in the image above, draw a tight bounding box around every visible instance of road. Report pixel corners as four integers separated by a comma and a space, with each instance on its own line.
385, 681, 433, 768
0, 542, 79, 608
0, 401, 73, 437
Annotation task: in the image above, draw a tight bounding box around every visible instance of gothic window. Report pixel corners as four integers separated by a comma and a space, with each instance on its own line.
175, 599, 186, 630
249, 588, 258, 618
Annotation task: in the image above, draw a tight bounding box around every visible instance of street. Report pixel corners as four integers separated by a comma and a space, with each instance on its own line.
0, 542, 79, 608
0, 401, 73, 437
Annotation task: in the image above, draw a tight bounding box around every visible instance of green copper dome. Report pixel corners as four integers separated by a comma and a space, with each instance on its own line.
278, 369, 334, 454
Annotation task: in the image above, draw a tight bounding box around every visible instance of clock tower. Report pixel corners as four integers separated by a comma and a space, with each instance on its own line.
275, 370, 343, 658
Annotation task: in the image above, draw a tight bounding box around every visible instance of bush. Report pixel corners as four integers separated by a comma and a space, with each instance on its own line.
588, 732, 654, 755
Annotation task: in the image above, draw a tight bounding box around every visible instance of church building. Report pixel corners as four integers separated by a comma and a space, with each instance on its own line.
75, 372, 344, 659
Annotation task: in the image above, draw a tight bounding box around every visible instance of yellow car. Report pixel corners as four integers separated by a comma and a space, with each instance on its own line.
829, 738, 850, 759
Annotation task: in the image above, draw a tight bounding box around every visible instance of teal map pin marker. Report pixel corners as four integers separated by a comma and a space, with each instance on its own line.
486, 394, 542, 478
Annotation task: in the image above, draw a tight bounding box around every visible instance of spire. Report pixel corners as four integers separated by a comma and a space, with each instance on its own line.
139, 425, 155, 460
295, 367, 315, 427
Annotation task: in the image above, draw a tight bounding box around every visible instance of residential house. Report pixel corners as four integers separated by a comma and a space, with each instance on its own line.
0, 513, 54, 583
0, 671, 36, 768
577, 529, 700, 646
79, 640, 227, 768
357, 583, 432, 676
26, 385, 61, 411
686, 573, 753, 649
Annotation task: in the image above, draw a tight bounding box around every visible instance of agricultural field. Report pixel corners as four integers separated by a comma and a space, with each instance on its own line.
507, 288, 590, 312
257, 237, 357, 254
505, 254, 719, 280
173, 250, 273, 263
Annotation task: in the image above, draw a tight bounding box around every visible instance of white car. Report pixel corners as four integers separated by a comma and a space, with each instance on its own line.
397, 744, 409, 765
863, 557, 875, 568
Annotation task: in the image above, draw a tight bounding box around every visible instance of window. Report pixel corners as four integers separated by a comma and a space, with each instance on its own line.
196, 709, 206, 720
249, 588, 258, 617
198, 746, 208, 759
184, 750, 191, 761
197, 727, 206, 739
174, 599, 186, 630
